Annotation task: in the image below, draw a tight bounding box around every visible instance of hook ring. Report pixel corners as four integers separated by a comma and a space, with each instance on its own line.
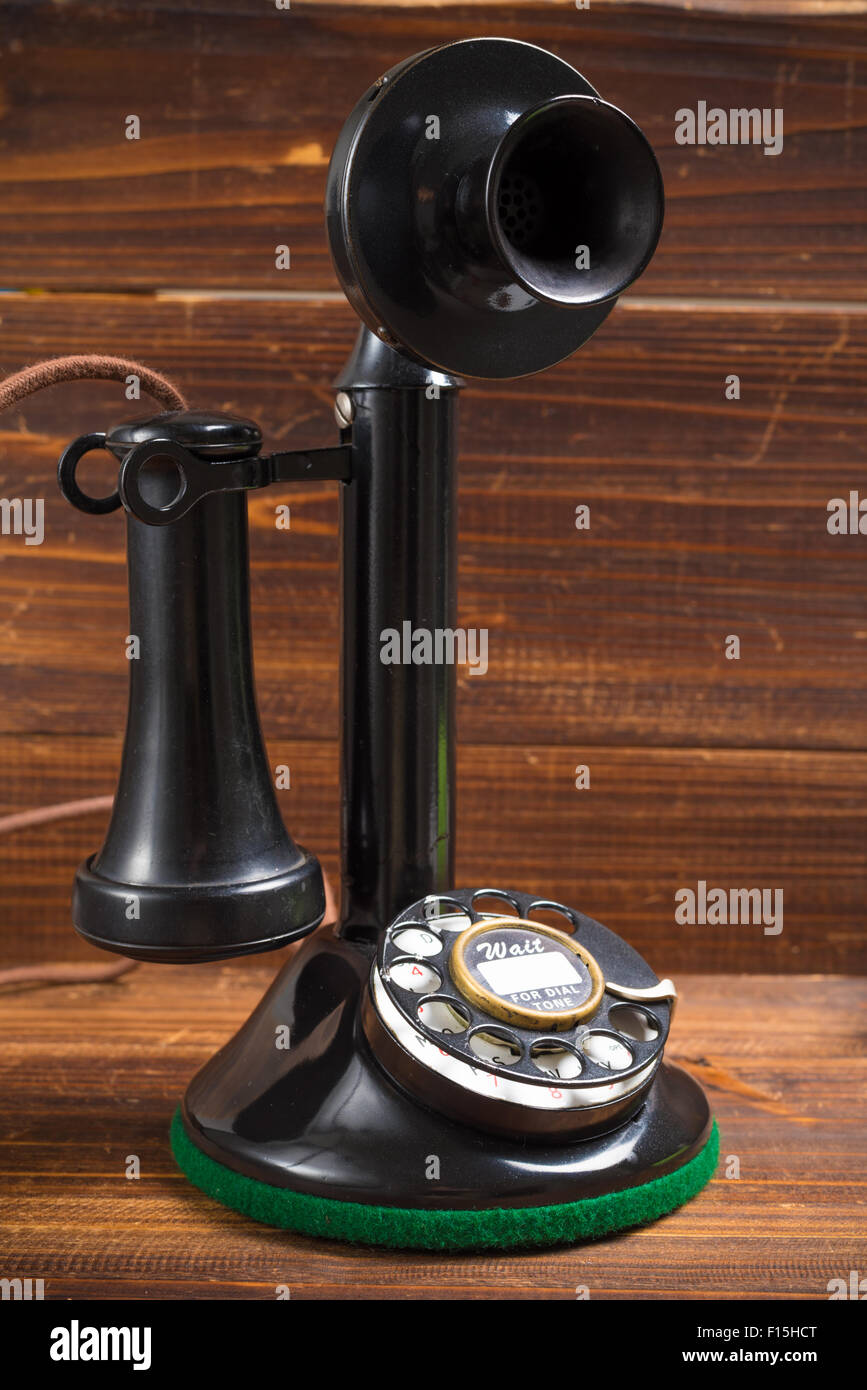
57, 433, 122, 515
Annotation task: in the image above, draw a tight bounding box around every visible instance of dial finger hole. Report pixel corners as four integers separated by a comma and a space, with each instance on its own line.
608, 1004, 660, 1042
529, 1040, 583, 1080
471, 890, 520, 917
389, 959, 442, 994
469, 1029, 522, 1066
582, 1032, 633, 1070
418, 998, 470, 1034
417, 897, 472, 932
392, 927, 442, 958
527, 901, 576, 934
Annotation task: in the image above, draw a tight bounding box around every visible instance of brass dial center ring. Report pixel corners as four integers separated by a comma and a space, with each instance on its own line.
449, 917, 605, 1031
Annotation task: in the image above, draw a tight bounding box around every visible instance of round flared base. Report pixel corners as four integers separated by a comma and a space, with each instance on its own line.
171, 1108, 718, 1250
171, 928, 717, 1250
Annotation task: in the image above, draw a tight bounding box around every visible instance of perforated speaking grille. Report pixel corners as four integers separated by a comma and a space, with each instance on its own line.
497, 172, 544, 250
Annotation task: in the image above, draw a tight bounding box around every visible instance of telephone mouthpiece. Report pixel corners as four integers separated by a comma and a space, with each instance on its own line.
325, 37, 663, 378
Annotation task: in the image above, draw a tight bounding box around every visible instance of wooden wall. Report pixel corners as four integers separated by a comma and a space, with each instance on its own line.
0, 1, 865, 972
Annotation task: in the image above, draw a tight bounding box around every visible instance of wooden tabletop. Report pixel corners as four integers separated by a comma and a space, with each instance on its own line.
1, 962, 864, 1300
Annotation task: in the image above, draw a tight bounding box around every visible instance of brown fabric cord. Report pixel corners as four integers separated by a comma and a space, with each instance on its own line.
0, 354, 187, 414
0, 795, 114, 838
0, 959, 138, 988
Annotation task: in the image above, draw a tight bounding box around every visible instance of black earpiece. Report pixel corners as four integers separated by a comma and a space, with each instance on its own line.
63, 411, 326, 963
326, 37, 663, 377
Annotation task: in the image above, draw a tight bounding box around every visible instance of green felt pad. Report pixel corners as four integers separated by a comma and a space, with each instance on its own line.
171, 1109, 718, 1251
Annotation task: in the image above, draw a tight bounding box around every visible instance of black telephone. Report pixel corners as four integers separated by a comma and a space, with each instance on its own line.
56, 38, 716, 1249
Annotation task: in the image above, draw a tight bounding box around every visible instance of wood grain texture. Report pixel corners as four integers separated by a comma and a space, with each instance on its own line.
0, 3, 864, 298
1, 965, 864, 1299
1, 292, 864, 972
1, 294, 864, 750
1, 735, 865, 973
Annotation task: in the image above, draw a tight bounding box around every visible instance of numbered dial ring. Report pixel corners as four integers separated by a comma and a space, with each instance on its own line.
363, 887, 676, 1141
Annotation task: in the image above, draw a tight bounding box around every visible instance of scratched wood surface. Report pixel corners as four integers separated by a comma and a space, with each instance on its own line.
2, 735, 866, 973
0, 966, 864, 1299
0, 292, 865, 971
0, 3, 865, 299
0, 295, 865, 758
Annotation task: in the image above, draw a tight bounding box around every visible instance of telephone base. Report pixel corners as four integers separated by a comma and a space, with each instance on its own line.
172, 1106, 717, 1250
174, 928, 717, 1249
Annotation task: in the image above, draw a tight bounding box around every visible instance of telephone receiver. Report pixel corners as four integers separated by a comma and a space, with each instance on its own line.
57, 38, 715, 1247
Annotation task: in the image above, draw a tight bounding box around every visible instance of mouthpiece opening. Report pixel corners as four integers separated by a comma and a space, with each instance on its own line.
488, 96, 664, 308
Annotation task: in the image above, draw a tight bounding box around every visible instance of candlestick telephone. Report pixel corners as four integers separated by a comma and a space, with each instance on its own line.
51, 38, 716, 1248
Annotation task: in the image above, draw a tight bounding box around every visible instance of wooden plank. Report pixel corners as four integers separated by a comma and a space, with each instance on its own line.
1, 966, 864, 1298
1, 294, 865, 751
1, 735, 864, 972
0, 4, 864, 298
